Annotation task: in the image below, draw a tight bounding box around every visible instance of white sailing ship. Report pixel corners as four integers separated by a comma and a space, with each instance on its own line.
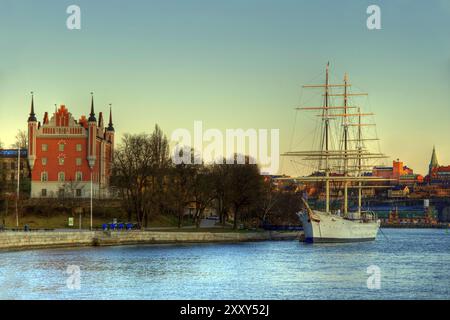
283, 63, 390, 243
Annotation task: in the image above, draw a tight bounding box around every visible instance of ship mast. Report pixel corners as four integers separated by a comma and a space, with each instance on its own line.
357, 107, 363, 215
343, 73, 349, 215
282, 63, 390, 215
324, 63, 330, 213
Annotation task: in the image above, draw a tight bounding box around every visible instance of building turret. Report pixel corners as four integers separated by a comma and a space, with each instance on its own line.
27, 92, 38, 169
105, 104, 115, 157
88, 93, 96, 122
107, 104, 114, 132
98, 112, 104, 129
43, 112, 49, 125
87, 93, 97, 169
28, 92, 37, 122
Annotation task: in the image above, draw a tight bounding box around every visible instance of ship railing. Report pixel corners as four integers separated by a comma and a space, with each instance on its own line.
342, 211, 377, 222
361, 210, 377, 222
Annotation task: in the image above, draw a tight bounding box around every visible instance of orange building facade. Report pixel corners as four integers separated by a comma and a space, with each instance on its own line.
372, 159, 423, 185
27, 94, 114, 198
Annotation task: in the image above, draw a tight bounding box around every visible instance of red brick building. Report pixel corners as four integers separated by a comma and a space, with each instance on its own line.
27, 93, 114, 198
426, 146, 450, 185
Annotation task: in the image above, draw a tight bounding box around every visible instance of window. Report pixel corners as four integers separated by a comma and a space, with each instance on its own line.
10, 162, 14, 170
76, 189, 82, 197
59, 143, 65, 152
59, 157, 65, 165
75, 171, 83, 182
76, 158, 82, 166
41, 172, 48, 182
58, 172, 65, 182
58, 189, 65, 198
76, 144, 82, 152
42, 157, 47, 166
42, 144, 48, 151
41, 189, 47, 197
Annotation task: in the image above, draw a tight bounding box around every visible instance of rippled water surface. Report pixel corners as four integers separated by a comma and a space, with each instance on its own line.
0, 228, 449, 299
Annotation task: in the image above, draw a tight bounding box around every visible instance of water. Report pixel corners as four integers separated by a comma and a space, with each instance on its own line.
0, 228, 449, 300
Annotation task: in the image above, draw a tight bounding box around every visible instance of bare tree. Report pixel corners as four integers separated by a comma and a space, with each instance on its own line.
142, 125, 171, 227
163, 145, 201, 228
259, 178, 280, 225
211, 161, 232, 226
226, 155, 263, 229
111, 125, 171, 228
111, 127, 300, 231
59, 180, 86, 221
113, 133, 153, 228
191, 165, 215, 228
11, 130, 28, 149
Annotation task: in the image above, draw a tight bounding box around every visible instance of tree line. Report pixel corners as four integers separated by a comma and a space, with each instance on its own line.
111, 125, 301, 229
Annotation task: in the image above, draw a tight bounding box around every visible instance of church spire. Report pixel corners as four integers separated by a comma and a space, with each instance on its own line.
430, 145, 439, 169
88, 92, 96, 122
107, 104, 114, 132
28, 91, 37, 122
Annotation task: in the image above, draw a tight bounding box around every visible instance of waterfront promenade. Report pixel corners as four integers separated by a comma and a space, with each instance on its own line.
0, 230, 301, 252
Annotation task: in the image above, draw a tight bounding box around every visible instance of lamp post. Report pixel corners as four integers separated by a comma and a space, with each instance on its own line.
90, 169, 93, 230
16, 147, 20, 229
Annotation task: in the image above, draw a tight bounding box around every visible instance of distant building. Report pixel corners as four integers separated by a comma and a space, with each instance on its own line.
429, 145, 439, 177
0, 149, 30, 193
388, 186, 410, 198
425, 146, 450, 185
372, 159, 423, 185
265, 175, 300, 192
27, 93, 115, 198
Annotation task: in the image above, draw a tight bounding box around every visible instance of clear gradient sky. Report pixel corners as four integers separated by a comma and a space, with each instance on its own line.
0, 0, 449, 175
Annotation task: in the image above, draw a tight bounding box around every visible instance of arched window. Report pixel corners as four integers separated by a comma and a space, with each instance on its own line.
58, 172, 65, 182
41, 172, 48, 182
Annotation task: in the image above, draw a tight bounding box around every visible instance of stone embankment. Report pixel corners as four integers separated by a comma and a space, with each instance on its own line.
0, 230, 301, 252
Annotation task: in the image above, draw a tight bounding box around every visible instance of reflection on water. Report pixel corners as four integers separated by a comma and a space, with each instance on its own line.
0, 229, 449, 300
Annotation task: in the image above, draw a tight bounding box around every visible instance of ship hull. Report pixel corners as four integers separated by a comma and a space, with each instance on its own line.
297, 210, 380, 243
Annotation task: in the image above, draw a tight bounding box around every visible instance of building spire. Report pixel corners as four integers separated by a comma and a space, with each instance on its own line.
107, 103, 114, 131
88, 92, 96, 122
430, 145, 439, 169
28, 91, 37, 122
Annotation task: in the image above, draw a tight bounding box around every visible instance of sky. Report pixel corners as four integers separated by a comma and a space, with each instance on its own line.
0, 0, 449, 175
